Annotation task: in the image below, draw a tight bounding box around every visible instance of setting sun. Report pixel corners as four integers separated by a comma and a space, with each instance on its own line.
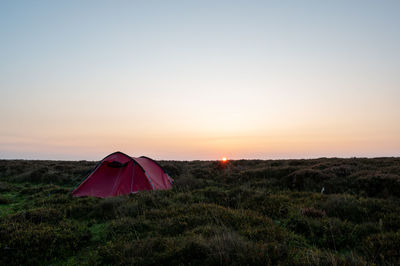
1, 1, 400, 264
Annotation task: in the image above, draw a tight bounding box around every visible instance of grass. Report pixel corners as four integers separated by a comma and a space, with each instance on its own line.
0, 158, 400, 265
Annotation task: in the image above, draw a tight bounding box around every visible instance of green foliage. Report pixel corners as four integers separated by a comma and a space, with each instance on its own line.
0, 219, 91, 265
7, 207, 64, 224
0, 157, 399, 264
363, 231, 400, 265
286, 168, 333, 191
0, 196, 12, 204
301, 207, 326, 218
0, 181, 11, 192
318, 194, 368, 223
291, 248, 366, 266
98, 232, 288, 266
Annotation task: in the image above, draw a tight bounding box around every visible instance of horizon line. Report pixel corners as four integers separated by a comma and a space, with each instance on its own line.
1, 155, 399, 162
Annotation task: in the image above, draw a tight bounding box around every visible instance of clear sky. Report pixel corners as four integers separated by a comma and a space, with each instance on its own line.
1, 0, 399, 160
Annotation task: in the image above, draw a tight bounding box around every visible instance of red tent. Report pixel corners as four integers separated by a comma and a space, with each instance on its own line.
72, 152, 173, 198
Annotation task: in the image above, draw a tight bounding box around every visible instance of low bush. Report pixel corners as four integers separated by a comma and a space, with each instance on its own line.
29, 167, 49, 182
0, 220, 91, 265
172, 174, 205, 189
0, 196, 12, 204
65, 197, 100, 219
292, 248, 366, 265
107, 217, 155, 239
363, 231, 400, 265
0, 181, 10, 192
243, 193, 292, 219
301, 207, 326, 218
1, 158, 400, 264
382, 213, 400, 232
239, 166, 297, 182
285, 168, 333, 191
97, 237, 208, 265
90, 196, 126, 220
159, 162, 183, 177
6, 207, 64, 224
318, 195, 367, 223
98, 231, 289, 265
284, 215, 361, 250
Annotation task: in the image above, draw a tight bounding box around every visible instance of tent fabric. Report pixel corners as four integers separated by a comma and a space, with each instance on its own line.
72, 152, 173, 198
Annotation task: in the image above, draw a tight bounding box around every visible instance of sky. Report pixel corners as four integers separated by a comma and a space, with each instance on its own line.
0, 0, 399, 160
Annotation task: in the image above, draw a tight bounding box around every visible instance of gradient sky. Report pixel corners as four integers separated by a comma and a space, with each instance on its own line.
1, 0, 399, 160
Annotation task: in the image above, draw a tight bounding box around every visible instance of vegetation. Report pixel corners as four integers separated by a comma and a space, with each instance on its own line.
0, 157, 400, 265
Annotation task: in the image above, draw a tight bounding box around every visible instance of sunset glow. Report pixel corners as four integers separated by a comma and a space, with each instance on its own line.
222, 157, 228, 163
0, 1, 399, 160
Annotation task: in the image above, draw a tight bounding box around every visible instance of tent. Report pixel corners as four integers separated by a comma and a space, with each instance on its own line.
72, 152, 173, 198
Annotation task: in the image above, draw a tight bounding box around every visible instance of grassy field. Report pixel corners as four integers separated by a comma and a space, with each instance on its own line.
1, 158, 400, 265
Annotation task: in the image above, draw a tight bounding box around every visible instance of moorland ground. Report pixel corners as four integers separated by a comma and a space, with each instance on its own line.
1, 157, 400, 265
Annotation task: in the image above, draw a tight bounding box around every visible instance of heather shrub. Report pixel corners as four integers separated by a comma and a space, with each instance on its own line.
243, 193, 292, 219
240, 166, 297, 181
0, 181, 10, 192
98, 232, 287, 266
97, 237, 208, 265
7, 207, 64, 224
352, 173, 400, 198
318, 195, 367, 223
65, 196, 100, 219
90, 196, 126, 219
173, 174, 204, 189
292, 248, 366, 266
0, 220, 91, 265
285, 215, 359, 250
29, 167, 49, 182
363, 231, 400, 265
198, 186, 230, 205
0, 157, 400, 264
352, 222, 380, 243
301, 207, 326, 218
115, 199, 142, 217
42, 193, 71, 205
190, 167, 213, 180
0, 196, 12, 204
226, 187, 254, 208
107, 217, 155, 239
159, 162, 182, 177
382, 213, 400, 232
20, 184, 67, 195
325, 164, 356, 178
286, 169, 333, 191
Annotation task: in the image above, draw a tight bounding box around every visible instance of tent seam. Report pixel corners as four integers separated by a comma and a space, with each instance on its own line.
145, 172, 156, 190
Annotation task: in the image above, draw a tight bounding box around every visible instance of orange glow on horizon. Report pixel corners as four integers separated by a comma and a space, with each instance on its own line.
221, 157, 228, 162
